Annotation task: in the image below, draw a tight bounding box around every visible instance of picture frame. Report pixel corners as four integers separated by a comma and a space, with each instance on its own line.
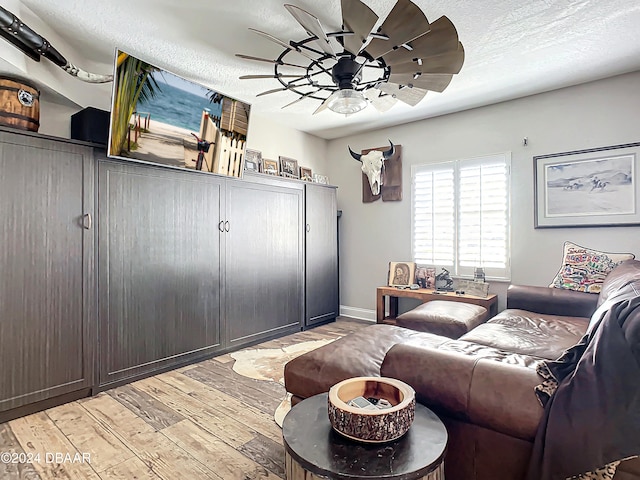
388, 261, 416, 287
455, 279, 490, 298
415, 266, 436, 289
262, 159, 279, 176
313, 173, 329, 185
534, 142, 640, 228
300, 166, 313, 182
244, 148, 262, 172
279, 156, 299, 179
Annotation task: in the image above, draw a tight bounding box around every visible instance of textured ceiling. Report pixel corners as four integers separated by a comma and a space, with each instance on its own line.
17, 0, 640, 139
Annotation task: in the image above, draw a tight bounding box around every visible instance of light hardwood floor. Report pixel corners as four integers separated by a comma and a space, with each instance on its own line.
0, 318, 368, 480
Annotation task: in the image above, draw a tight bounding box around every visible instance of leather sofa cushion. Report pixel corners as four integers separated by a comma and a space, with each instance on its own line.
396, 300, 488, 338
283, 324, 447, 400
460, 309, 588, 360
507, 284, 598, 318
598, 259, 640, 307
381, 344, 543, 441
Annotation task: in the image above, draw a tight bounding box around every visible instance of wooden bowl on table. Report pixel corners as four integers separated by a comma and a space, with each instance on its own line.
327, 376, 416, 443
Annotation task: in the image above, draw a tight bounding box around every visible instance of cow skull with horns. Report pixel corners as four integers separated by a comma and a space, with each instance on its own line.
349, 141, 395, 196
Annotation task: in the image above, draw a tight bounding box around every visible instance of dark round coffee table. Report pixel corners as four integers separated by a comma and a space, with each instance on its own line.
282, 393, 447, 480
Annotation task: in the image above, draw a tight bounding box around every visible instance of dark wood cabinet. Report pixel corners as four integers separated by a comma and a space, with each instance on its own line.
304, 184, 339, 327
97, 160, 224, 387
0, 131, 336, 418
0, 131, 94, 413
224, 178, 304, 346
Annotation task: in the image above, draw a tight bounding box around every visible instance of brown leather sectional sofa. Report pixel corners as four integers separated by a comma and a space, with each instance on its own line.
284, 260, 640, 480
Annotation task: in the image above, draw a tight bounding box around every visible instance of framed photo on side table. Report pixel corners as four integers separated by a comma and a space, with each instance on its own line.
388, 261, 416, 287
534, 142, 640, 228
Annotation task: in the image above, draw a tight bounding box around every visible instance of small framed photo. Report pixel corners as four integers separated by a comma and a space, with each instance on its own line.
415, 267, 436, 289
244, 148, 262, 172
262, 159, 279, 175
388, 261, 416, 287
313, 173, 329, 185
300, 167, 313, 182
279, 156, 300, 178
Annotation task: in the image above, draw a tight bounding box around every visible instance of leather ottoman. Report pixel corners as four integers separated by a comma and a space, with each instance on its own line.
395, 300, 489, 338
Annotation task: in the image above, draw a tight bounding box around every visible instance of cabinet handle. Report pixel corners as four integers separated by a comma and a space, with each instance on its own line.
225, 220, 230, 232
306, 224, 310, 232
218, 221, 224, 232
82, 213, 92, 230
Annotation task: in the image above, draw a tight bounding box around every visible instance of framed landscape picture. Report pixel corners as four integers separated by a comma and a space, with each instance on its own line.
534, 142, 640, 228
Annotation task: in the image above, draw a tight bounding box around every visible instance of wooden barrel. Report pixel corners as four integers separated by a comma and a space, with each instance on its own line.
0, 77, 40, 132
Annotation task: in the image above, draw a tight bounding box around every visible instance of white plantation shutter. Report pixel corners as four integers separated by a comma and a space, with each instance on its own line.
412, 153, 511, 280
457, 155, 510, 278
412, 163, 455, 267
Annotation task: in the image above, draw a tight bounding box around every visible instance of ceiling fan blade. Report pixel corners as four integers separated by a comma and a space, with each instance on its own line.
281, 96, 310, 109
364, 88, 397, 112
391, 43, 465, 75
235, 54, 306, 69
378, 83, 427, 107
256, 87, 290, 97
284, 4, 335, 56
388, 74, 452, 92
381, 16, 460, 66
248, 28, 317, 61
365, 0, 431, 59
240, 74, 304, 79
313, 96, 332, 115
340, 0, 379, 56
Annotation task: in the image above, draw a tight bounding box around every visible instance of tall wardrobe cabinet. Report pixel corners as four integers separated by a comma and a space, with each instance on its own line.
305, 183, 339, 327
0, 131, 94, 417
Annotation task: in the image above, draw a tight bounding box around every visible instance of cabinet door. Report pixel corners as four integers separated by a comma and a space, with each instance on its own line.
305, 184, 339, 327
225, 180, 303, 346
98, 161, 223, 386
0, 133, 94, 412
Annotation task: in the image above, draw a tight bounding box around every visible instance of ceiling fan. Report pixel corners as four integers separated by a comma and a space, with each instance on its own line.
236, 0, 464, 115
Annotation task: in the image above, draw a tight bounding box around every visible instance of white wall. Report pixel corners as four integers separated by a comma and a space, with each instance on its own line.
328, 71, 640, 316
247, 113, 328, 176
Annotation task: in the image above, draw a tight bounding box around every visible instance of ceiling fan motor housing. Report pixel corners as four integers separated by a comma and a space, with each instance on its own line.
332, 57, 362, 90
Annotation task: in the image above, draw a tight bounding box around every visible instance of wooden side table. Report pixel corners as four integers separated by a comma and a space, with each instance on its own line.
283, 393, 447, 480
376, 286, 498, 324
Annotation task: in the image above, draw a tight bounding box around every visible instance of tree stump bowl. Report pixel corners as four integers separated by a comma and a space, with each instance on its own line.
327, 376, 416, 443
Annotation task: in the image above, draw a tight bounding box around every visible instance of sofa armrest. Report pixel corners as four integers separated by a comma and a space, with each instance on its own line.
381, 344, 543, 441
507, 284, 598, 318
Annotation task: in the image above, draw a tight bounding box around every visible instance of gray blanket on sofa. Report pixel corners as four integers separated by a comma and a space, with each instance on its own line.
527, 281, 640, 480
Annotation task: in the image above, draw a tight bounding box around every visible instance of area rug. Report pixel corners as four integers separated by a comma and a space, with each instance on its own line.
230, 338, 337, 427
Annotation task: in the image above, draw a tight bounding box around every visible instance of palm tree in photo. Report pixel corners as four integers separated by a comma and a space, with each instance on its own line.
109, 52, 161, 156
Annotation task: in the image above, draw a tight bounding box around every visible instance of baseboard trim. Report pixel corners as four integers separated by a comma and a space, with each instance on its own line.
339, 305, 376, 322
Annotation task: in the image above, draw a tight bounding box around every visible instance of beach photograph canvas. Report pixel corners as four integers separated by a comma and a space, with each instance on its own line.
544, 154, 635, 217
108, 50, 251, 177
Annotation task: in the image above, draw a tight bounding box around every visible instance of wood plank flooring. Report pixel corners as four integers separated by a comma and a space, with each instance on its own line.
0, 318, 367, 480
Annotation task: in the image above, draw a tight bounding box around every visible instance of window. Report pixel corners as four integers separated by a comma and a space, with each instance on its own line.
412, 153, 511, 280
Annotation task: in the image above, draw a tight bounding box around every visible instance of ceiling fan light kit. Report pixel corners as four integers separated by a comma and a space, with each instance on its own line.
237, 0, 464, 116
327, 89, 368, 115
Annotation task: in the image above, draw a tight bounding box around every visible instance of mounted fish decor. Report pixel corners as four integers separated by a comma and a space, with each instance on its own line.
0, 6, 112, 83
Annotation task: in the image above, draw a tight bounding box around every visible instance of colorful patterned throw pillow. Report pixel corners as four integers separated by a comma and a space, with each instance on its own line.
549, 242, 635, 294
